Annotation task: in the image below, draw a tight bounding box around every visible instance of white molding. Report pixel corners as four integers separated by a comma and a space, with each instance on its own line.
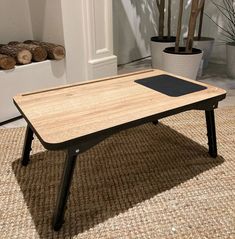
61, 0, 117, 82
96, 48, 109, 55
82, 0, 117, 79
61, 0, 89, 83
88, 55, 117, 80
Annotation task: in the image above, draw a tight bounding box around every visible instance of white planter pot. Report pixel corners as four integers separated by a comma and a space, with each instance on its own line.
184, 37, 214, 70
193, 37, 214, 69
162, 47, 203, 80
226, 42, 235, 79
150, 37, 175, 70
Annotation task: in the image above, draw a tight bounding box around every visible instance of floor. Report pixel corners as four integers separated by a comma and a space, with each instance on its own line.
1, 58, 235, 129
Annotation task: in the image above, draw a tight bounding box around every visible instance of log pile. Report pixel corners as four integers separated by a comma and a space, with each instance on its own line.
0, 40, 65, 70
8, 41, 47, 62
0, 45, 32, 65
24, 40, 65, 60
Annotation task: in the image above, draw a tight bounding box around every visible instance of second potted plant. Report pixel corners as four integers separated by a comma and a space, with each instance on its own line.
162, 0, 204, 80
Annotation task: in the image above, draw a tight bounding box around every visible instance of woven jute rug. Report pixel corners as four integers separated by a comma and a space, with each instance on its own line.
0, 108, 234, 239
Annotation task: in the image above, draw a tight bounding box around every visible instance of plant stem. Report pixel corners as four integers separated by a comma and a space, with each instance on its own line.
168, 0, 172, 39
175, 0, 184, 53
186, 0, 205, 53
198, 0, 205, 40
157, 0, 165, 38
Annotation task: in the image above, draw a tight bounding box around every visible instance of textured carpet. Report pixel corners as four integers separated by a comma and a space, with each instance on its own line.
0, 108, 235, 239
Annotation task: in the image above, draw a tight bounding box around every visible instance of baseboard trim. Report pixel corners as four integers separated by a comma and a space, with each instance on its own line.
0, 116, 23, 126
88, 55, 117, 80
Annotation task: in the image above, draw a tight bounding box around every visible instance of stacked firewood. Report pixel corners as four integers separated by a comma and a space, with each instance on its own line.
0, 40, 65, 70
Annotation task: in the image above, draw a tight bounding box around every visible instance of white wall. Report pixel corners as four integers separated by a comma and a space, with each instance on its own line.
113, 0, 158, 65
0, 0, 64, 44
113, 0, 227, 65
0, 0, 32, 43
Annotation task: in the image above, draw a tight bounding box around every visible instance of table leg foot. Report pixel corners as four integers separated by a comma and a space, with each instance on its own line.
22, 125, 34, 166
52, 149, 78, 231
205, 110, 217, 158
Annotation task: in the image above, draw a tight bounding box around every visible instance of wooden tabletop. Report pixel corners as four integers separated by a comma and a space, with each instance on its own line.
13, 69, 226, 150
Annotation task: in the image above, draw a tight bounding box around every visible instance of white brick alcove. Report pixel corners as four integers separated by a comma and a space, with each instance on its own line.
0, 0, 117, 122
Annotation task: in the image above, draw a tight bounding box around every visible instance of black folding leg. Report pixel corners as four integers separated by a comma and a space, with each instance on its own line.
152, 120, 159, 125
53, 149, 78, 231
22, 125, 34, 166
205, 110, 217, 158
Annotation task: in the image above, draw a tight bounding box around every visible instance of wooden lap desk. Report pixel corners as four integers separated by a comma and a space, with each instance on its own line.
13, 69, 226, 231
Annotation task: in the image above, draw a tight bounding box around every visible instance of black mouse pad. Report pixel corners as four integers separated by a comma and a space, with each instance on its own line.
135, 74, 207, 97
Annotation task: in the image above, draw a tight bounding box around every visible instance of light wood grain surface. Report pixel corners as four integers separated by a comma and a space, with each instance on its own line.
13, 69, 226, 147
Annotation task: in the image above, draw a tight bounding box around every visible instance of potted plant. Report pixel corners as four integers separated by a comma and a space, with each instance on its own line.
150, 0, 176, 69
184, 0, 215, 75
162, 0, 204, 80
207, 0, 235, 78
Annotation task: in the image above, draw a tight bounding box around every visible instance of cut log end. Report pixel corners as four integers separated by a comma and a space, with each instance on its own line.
53, 46, 65, 60
18, 49, 32, 65
0, 54, 16, 70
1, 57, 16, 70
33, 46, 47, 62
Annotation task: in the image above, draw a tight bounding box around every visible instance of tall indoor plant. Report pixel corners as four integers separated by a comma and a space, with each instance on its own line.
150, 0, 176, 69
162, 0, 204, 80
207, 0, 235, 78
